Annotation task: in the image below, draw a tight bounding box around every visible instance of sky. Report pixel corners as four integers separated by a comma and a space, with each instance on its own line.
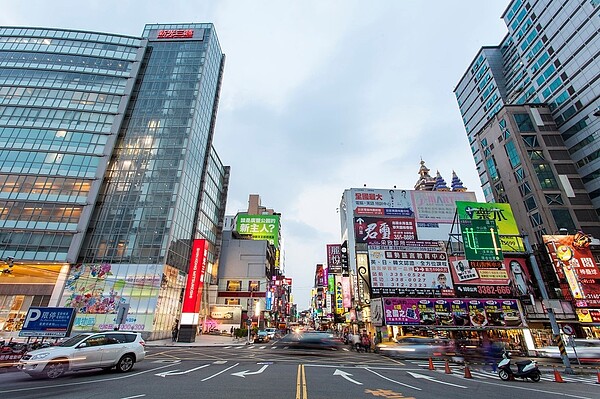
1, 0, 511, 309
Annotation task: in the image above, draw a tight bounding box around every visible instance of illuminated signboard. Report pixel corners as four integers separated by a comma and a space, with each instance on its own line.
157, 29, 194, 39
182, 239, 208, 313
461, 219, 503, 261
236, 214, 280, 247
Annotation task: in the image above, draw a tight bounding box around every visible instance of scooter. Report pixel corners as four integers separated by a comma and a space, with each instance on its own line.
497, 351, 541, 382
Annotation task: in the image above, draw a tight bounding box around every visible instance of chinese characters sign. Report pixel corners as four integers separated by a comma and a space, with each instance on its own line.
543, 234, 600, 307
460, 219, 503, 261
448, 256, 514, 297
157, 29, 194, 39
327, 244, 343, 273
236, 214, 280, 247
455, 201, 524, 252
354, 217, 416, 242
368, 247, 454, 296
182, 239, 208, 314
19, 307, 76, 337
383, 298, 523, 327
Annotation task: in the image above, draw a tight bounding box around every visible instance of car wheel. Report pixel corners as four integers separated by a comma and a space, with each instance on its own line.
116, 354, 135, 373
44, 360, 67, 379
529, 371, 541, 382
498, 369, 510, 381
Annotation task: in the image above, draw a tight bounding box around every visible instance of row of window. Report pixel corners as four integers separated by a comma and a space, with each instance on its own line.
0, 150, 100, 178
0, 201, 82, 223
0, 86, 121, 111
0, 174, 91, 203
0, 106, 114, 132
0, 127, 108, 155
0, 28, 141, 47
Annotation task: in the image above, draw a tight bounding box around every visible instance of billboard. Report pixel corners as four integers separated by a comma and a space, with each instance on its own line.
350, 188, 414, 216
413, 191, 477, 224
354, 217, 416, 242
19, 307, 76, 337
455, 201, 524, 252
448, 256, 516, 297
542, 234, 600, 307
383, 297, 524, 327
182, 239, 208, 314
236, 214, 280, 247
315, 264, 324, 287
327, 244, 343, 274
368, 243, 454, 297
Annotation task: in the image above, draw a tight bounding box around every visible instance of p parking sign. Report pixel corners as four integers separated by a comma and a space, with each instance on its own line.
19, 307, 76, 338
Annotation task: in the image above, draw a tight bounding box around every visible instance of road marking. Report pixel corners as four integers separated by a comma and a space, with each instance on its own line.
364, 368, 421, 391
231, 364, 269, 378
407, 371, 467, 388
155, 364, 209, 377
201, 363, 239, 381
333, 369, 362, 385
0, 363, 178, 395
296, 364, 307, 399
120, 395, 146, 399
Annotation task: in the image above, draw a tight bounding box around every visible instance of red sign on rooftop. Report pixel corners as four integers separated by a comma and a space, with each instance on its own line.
157, 29, 194, 39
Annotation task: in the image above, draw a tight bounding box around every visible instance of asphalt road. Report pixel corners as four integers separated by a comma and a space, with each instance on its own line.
0, 343, 598, 399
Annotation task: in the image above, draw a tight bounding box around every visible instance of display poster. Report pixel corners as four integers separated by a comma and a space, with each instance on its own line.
449, 256, 516, 297
575, 308, 600, 323
315, 264, 324, 287
413, 191, 477, 224
341, 276, 352, 308
369, 246, 454, 296
383, 298, 523, 327
335, 276, 344, 314
236, 214, 280, 247
455, 201, 524, 252
350, 188, 414, 217
543, 233, 600, 307
327, 244, 343, 273
354, 217, 416, 242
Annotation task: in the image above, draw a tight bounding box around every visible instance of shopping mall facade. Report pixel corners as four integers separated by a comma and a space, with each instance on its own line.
0, 24, 229, 340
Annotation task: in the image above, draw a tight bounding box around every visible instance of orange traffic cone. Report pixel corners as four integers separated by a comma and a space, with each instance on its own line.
464, 364, 473, 379
445, 360, 452, 374
428, 358, 435, 370
596, 370, 600, 384
553, 367, 565, 383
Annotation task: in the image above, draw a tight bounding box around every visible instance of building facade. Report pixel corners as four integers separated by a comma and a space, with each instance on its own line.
0, 24, 229, 341
454, 0, 600, 212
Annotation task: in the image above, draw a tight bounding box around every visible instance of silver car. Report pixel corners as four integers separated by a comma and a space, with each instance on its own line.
536, 339, 600, 362
18, 331, 146, 378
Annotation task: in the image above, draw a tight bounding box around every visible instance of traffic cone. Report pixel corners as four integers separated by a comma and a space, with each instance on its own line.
553, 367, 565, 383
428, 357, 435, 370
596, 370, 600, 384
445, 360, 452, 374
464, 364, 472, 379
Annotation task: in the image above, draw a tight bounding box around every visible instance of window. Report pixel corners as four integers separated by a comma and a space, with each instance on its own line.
519, 181, 532, 196
486, 157, 499, 181
505, 140, 521, 168
248, 280, 260, 292
515, 168, 525, 182
522, 135, 539, 147
525, 196, 537, 211
226, 280, 242, 291
225, 298, 240, 305
545, 194, 564, 205
534, 163, 559, 189
551, 209, 576, 232
513, 113, 535, 132
528, 150, 545, 161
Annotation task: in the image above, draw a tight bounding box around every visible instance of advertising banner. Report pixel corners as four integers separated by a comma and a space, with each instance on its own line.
369, 246, 454, 296
236, 214, 280, 247
354, 217, 416, 242
182, 239, 208, 313
460, 219, 503, 261
335, 276, 344, 314
19, 307, 76, 337
208, 305, 242, 324
341, 276, 352, 308
455, 201, 524, 252
413, 191, 477, 224
327, 244, 343, 274
350, 188, 414, 216
543, 234, 600, 307
575, 308, 600, 323
383, 298, 523, 327
315, 264, 324, 287
449, 256, 515, 297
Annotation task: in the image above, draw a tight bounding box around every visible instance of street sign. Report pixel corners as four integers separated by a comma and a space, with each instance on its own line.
562, 324, 574, 335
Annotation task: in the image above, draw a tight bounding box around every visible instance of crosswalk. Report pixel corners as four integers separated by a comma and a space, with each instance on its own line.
411, 360, 599, 385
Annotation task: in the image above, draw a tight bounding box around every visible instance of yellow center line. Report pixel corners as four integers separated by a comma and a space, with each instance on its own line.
296, 364, 308, 399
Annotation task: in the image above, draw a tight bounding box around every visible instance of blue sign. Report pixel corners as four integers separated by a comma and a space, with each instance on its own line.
19, 307, 76, 338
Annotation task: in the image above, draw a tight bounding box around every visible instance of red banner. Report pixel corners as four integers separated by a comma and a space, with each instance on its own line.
354, 217, 416, 242
182, 239, 207, 313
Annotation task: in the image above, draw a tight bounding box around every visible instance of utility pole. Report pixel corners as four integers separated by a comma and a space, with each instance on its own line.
523, 235, 573, 374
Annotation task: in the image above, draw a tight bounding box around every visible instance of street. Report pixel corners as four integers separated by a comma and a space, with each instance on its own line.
0, 342, 598, 399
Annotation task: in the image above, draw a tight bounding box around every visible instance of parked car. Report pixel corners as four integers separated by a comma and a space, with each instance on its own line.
536, 339, 600, 362
18, 331, 146, 379
375, 336, 456, 359
255, 330, 270, 343
265, 328, 277, 339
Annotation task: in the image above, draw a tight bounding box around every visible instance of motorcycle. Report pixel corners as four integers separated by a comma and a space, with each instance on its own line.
497, 351, 541, 382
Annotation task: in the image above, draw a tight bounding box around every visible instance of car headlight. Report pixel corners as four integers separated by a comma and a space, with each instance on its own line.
30, 352, 50, 360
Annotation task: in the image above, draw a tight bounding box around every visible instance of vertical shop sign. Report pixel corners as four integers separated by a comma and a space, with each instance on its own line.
341, 276, 352, 308
182, 239, 208, 314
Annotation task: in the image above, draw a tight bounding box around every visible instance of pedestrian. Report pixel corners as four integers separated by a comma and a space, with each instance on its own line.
172, 319, 179, 342
362, 332, 371, 353
230, 326, 234, 337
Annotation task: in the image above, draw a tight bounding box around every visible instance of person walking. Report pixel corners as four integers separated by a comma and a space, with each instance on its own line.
172, 319, 179, 343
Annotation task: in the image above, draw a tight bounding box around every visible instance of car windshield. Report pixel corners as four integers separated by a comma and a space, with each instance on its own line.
58, 334, 92, 347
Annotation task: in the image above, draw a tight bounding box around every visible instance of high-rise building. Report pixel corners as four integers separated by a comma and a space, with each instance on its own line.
455, 0, 600, 221
0, 24, 229, 340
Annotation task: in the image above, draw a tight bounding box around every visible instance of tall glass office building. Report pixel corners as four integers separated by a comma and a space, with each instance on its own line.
0, 24, 229, 340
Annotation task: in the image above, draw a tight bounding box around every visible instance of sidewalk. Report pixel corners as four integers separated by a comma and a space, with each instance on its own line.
146, 334, 249, 347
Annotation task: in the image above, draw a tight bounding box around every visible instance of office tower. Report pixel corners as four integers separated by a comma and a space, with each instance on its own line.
455, 0, 600, 240
0, 24, 229, 340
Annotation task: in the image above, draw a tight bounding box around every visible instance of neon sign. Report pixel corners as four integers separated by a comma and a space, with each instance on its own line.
157, 29, 194, 39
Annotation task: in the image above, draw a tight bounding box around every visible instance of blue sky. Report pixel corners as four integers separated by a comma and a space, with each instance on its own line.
2, 1, 510, 308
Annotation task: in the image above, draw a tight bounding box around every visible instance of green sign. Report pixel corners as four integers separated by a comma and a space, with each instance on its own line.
461, 219, 504, 261
455, 201, 524, 252
236, 214, 280, 248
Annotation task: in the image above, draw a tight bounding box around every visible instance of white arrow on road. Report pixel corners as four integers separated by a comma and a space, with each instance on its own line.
333, 369, 363, 385
155, 364, 210, 377
407, 371, 467, 388
231, 364, 269, 378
